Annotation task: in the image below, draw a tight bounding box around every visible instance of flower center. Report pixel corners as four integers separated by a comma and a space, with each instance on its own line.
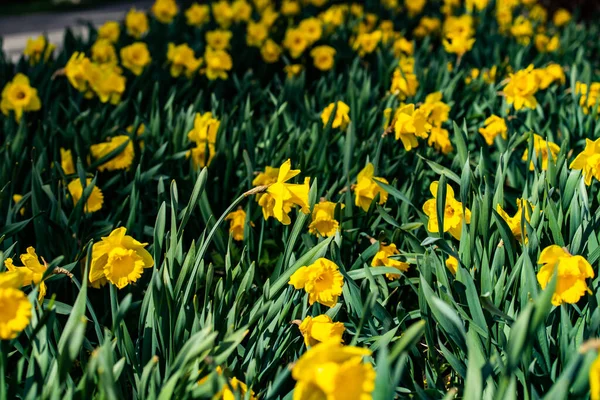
445, 204, 455, 217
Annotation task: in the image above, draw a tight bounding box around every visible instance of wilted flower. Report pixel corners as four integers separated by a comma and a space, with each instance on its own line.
225, 209, 247, 241
291, 341, 375, 400
4, 247, 48, 301
125, 8, 149, 38
120, 42, 152, 75
0, 271, 32, 340
371, 243, 409, 280
422, 181, 471, 240
89, 227, 154, 289
321, 101, 350, 130
308, 200, 342, 237
353, 163, 388, 212
522, 133, 560, 171
289, 258, 344, 308
478, 115, 507, 145
90, 135, 135, 172
298, 315, 345, 346
0, 73, 41, 122
536, 245, 594, 306
67, 178, 104, 213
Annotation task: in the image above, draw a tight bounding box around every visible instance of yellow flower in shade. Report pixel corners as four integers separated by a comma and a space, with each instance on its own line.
390, 57, 418, 100
125, 8, 149, 39
167, 43, 201, 78
264, 159, 310, 225
86, 63, 126, 104
393, 37, 414, 58
536, 245, 594, 306
91, 39, 117, 65
212, 0, 234, 28
198, 367, 257, 400
535, 34, 559, 53
90, 135, 135, 172
206, 29, 232, 50
97, 21, 120, 43
394, 104, 431, 151
535, 64, 565, 90
4, 247, 48, 301
465, 68, 479, 85
260, 39, 282, 63
529, 5, 547, 23
482, 66, 497, 84
186, 112, 219, 167
522, 134, 560, 171
414, 16, 441, 38
0, 271, 32, 340
504, 65, 540, 111
64, 52, 92, 93
291, 341, 375, 400
120, 42, 151, 76
442, 32, 475, 56
310, 45, 336, 71
299, 17, 323, 45
446, 256, 458, 275
422, 181, 471, 240
570, 138, 600, 186
371, 243, 409, 280
203, 48, 233, 80
353, 163, 388, 212
553, 8, 571, 27
13, 194, 25, 216
283, 28, 309, 59
89, 227, 154, 289
510, 16, 533, 45
496, 199, 531, 243
352, 30, 382, 57
285, 64, 303, 78
321, 101, 350, 130
185, 3, 210, 26
478, 115, 508, 145
1, 74, 41, 123
151, 0, 178, 23
128, 123, 146, 148
281, 0, 300, 16
60, 148, 75, 175
308, 201, 343, 237
591, 354, 600, 400
67, 178, 104, 213
231, 0, 252, 23
23, 36, 55, 64
289, 258, 343, 308
298, 315, 345, 346
576, 82, 600, 115
319, 5, 346, 30
259, 6, 279, 28
247, 22, 268, 47
225, 209, 246, 241
428, 126, 453, 154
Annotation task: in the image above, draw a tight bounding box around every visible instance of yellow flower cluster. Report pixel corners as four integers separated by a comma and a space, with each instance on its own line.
64, 52, 126, 104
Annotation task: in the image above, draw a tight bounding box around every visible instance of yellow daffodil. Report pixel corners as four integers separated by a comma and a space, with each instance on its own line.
478, 115, 507, 145
186, 112, 219, 168
206, 29, 232, 50
4, 247, 48, 301
225, 209, 247, 241
446, 256, 458, 274
536, 245, 594, 306
496, 199, 531, 243
284, 64, 303, 78
1, 73, 41, 122
85, 63, 127, 104
151, 0, 178, 23
120, 42, 151, 76
203, 47, 233, 80
264, 159, 310, 225
91, 39, 117, 65
570, 138, 600, 185
185, 3, 210, 26
298, 17, 323, 45
553, 8, 571, 27
321, 101, 350, 130
576, 82, 600, 115
97, 21, 120, 43
246, 22, 268, 47
60, 148, 75, 175
125, 8, 149, 38
198, 366, 257, 400
371, 243, 409, 280
394, 104, 431, 151
64, 52, 92, 93
308, 200, 343, 237
510, 16, 533, 45
504, 65, 540, 111
405, 0, 426, 17
0, 271, 32, 340
352, 30, 382, 57
212, 0, 234, 28
90, 135, 135, 172
298, 315, 345, 346
390, 57, 418, 100
23, 36, 55, 64
522, 133, 560, 171
421, 92, 450, 127
591, 354, 600, 400
67, 178, 104, 213
393, 37, 414, 58
428, 126, 454, 154
291, 341, 375, 400
283, 28, 308, 59
310, 45, 336, 71
13, 194, 25, 216
354, 163, 388, 212
289, 258, 344, 308
422, 181, 471, 240
535, 34, 559, 53
167, 43, 202, 78
260, 39, 282, 63
535, 64, 565, 90
89, 227, 154, 289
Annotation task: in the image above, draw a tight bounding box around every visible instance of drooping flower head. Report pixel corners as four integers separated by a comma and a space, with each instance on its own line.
371, 243, 409, 280
536, 245, 594, 306
422, 181, 471, 240
89, 227, 154, 289
289, 258, 344, 308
